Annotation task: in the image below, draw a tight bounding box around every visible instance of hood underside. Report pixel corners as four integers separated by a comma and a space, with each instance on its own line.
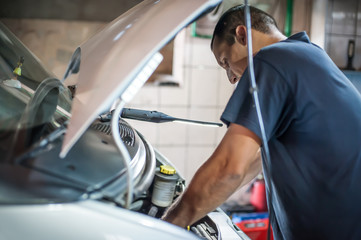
60, 0, 221, 157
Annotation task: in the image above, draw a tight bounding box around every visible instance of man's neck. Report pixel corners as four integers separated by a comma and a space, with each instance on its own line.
251, 29, 287, 54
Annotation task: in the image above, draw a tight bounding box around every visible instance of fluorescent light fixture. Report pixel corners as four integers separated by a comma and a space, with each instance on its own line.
121, 52, 163, 103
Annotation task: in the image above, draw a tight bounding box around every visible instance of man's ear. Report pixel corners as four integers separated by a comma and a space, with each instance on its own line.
235, 25, 247, 46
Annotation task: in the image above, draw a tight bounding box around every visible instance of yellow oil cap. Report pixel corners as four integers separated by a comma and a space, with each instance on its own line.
160, 165, 176, 175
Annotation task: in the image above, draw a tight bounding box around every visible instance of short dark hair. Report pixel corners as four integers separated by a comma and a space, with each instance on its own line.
211, 5, 279, 48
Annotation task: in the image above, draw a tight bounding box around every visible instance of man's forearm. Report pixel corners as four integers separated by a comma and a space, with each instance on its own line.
162, 160, 246, 227
162, 125, 262, 227
162, 153, 261, 228
240, 149, 262, 185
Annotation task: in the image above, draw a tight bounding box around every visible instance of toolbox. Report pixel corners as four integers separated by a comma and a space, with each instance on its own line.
232, 213, 273, 240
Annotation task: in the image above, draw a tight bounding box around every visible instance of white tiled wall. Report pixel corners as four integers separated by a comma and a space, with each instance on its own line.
189, 37, 220, 67
127, 27, 235, 182
185, 146, 215, 182
189, 68, 220, 106
325, 0, 361, 70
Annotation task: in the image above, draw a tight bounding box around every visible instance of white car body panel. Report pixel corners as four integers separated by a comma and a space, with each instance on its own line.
0, 200, 199, 240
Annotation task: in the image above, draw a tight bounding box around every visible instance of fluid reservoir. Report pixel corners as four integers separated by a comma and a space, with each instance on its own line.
151, 165, 178, 207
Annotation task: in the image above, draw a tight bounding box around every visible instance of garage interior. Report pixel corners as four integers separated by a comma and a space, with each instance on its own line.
1, 0, 361, 239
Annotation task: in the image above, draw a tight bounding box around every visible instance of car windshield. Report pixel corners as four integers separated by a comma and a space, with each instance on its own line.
0, 23, 72, 162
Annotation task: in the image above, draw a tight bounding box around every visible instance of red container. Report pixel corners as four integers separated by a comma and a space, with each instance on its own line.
236, 218, 273, 240
250, 179, 267, 212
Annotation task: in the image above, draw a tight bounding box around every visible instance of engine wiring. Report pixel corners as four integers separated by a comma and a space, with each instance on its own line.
244, 1, 274, 240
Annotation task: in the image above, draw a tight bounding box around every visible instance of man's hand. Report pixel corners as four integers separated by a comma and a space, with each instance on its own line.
161, 123, 262, 228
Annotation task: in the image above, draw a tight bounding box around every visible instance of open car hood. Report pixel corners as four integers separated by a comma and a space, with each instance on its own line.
60, 0, 221, 157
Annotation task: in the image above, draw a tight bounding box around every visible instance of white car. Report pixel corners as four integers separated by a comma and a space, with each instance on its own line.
0, 0, 250, 239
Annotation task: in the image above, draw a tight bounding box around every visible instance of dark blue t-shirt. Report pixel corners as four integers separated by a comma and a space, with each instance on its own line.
221, 32, 361, 239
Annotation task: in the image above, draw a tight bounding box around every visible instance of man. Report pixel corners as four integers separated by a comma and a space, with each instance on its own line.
162, 5, 361, 239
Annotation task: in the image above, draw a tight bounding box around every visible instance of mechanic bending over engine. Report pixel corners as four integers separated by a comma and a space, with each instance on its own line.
162, 5, 361, 239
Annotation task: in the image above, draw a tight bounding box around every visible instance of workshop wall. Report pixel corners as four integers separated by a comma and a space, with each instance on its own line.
324, 0, 361, 70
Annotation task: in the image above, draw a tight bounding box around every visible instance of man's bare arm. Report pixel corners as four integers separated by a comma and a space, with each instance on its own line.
162, 123, 262, 228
